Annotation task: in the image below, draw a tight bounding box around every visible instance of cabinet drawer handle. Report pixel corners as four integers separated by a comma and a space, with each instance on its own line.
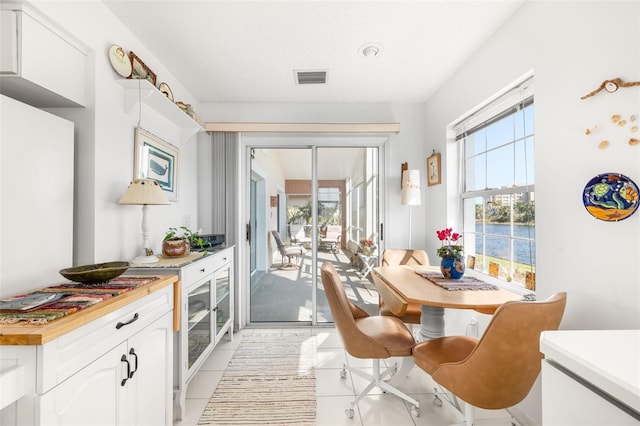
116, 313, 139, 329
121, 355, 130, 386
129, 348, 138, 378
200, 268, 206, 272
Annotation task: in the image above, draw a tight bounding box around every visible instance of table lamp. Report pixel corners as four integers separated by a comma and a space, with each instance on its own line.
401, 169, 421, 247
118, 178, 170, 263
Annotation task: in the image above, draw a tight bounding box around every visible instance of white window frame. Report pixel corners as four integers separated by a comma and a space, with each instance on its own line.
447, 72, 535, 293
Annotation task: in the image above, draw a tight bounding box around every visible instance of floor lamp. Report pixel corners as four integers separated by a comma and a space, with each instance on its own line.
401, 170, 421, 248
119, 178, 170, 263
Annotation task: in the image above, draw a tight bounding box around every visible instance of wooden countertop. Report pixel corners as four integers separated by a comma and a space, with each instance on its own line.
0, 275, 179, 346
129, 252, 207, 268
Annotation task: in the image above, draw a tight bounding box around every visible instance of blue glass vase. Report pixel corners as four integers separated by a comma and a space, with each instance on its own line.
440, 256, 465, 280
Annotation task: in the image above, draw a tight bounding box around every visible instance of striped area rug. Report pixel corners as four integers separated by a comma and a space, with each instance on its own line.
198, 332, 316, 425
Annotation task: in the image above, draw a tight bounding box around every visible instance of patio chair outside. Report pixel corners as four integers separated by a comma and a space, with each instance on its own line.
290, 224, 312, 247
271, 230, 307, 269
320, 225, 341, 253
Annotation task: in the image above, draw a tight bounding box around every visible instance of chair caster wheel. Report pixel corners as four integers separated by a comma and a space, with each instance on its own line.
340, 369, 347, 379
434, 395, 443, 407
411, 406, 420, 417
345, 408, 354, 418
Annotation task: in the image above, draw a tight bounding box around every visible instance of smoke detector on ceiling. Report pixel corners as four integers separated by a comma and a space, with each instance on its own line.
359, 43, 382, 58
294, 70, 328, 85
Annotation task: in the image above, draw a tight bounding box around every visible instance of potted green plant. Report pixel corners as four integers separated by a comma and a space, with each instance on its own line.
162, 226, 204, 257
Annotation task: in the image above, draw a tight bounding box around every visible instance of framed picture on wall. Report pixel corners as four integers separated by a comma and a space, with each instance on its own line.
426, 152, 441, 186
134, 127, 179, 201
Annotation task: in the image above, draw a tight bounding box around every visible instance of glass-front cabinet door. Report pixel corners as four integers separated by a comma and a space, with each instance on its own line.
214, 265, 231, 340
187, 279, 212, 369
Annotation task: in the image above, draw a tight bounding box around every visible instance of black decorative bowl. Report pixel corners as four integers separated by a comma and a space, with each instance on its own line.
59, 261, 130, 284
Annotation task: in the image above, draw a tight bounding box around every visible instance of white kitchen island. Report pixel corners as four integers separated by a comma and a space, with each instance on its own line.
540, 329, 640, 425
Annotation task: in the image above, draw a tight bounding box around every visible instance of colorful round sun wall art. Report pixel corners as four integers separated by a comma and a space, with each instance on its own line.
583, 173, 639, 221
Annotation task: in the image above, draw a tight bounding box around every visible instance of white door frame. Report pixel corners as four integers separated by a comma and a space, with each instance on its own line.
237, 134, 389, 328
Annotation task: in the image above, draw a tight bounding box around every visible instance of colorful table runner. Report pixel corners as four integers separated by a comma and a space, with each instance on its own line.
415, 271, 498, 291
0, 276, 158, 325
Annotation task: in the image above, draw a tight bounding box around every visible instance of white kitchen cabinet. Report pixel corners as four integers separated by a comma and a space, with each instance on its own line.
128, 246, 234, 420
38, 342, 127, 426
38, 312, 173, 426
0, 278, 175, 426
540, 330, 640, 425
542, 360, 639, 425
0, 3, 87, 107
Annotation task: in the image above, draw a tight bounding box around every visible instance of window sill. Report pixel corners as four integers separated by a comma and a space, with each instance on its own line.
464, 268, 535, 297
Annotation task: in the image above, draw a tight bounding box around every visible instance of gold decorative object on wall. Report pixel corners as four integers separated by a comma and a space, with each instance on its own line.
580, 77, 640, 100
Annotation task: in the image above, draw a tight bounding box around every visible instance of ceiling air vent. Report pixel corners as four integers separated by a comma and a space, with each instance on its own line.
295, 70, 328, 85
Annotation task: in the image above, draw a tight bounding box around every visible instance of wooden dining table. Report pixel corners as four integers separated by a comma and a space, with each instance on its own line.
372, 265, 523, 385
372, 265, 522, 341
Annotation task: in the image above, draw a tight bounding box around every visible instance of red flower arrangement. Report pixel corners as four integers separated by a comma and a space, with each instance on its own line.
436, 227, 463, 258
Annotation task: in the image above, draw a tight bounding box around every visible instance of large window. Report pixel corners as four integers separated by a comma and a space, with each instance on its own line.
455, 76, 535, 289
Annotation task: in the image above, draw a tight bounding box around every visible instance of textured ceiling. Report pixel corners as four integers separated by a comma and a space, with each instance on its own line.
103, 0, 524, 104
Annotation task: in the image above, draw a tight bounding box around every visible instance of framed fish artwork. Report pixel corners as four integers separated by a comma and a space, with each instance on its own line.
134, 127, 179, 201
582, 173, 638, 221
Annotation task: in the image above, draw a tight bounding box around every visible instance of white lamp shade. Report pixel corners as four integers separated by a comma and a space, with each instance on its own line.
401, 169, 421, 206
118, 178, 170, 205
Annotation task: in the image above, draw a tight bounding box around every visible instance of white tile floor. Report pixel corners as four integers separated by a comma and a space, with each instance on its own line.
174, 327, 515, 426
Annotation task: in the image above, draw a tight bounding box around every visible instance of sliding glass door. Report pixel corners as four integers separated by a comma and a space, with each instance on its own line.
315, 147, 380, 323
248, 144, 381, 325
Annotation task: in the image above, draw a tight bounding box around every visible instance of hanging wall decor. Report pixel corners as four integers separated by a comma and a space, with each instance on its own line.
426, 152, 441, 186
128, 51, 157, 86
580, 78, 640, 100
134, 127, 179, 201
108, 45, 132, 78
582, 173, 639, 222
583, 113, 638, 149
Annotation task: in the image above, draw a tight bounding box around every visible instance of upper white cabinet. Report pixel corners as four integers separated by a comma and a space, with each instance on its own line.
0, 4, 88, 107
117, 79, 204, 141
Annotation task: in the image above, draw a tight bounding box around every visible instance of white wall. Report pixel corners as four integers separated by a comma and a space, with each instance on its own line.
423, 1, 640, 424
30, 1, 204, 266
426, 0, 640, 329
